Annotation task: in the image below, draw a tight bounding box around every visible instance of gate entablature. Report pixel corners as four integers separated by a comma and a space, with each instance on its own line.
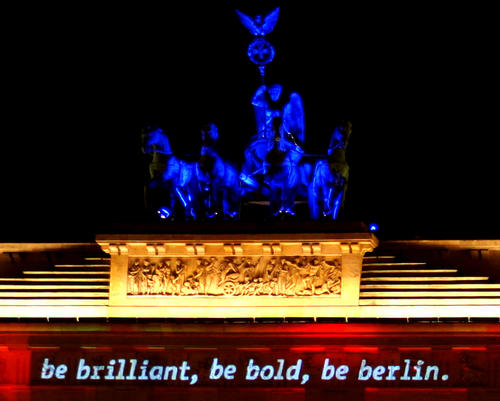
97, 229, 378, 318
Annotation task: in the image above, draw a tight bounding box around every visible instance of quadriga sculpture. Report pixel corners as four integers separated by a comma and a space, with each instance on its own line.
142, 120, 352, 221
141, 7, 354, 222
141, 79, 351, 222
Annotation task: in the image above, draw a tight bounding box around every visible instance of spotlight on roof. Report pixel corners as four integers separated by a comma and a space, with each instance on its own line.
369, 223, 379, 232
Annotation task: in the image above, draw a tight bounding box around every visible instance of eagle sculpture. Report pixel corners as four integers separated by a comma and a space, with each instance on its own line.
235, 7, 280, 37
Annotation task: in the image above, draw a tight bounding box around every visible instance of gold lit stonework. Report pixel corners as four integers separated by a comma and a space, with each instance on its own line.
3, 237, 500, 318
96, 232, 377, 318
127, 256, 341, 297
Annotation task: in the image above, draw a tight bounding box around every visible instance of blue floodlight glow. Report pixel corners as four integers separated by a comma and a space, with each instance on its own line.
369, 223, 379, 231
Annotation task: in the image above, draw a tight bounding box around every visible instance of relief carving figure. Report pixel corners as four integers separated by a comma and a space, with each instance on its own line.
127, 261, 142, 294
194, 257, 221, 295
158, 261, 173, 295
309, 258, 341, 295
127, 256, 341, 297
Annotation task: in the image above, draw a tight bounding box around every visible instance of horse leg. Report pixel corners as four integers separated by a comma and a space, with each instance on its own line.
331, 180, 346, 220
222, 169, 241, 220
207, 186, 220, 219
175, 186, 197, 220
156, 182, 176, 220
222, 186, 241, 220
269, 184, 282, 217
281, 184, 296, 216
283, 166, 299, 216
331, 191, 342, 219
308, 181, 320, 220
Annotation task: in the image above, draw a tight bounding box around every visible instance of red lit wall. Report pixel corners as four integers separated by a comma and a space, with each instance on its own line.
0, 322, 499, 401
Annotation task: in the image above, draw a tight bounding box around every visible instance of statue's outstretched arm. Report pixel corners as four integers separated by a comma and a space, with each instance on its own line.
251, 85, 267, 107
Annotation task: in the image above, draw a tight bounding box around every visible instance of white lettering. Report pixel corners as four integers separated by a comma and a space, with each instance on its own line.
76, 359, 91, 380
224, 365, 237, 380
163, 366, 178, 380
179, 361, 191, 381
149, 366, 163, 380
286, 359, 302, 381
336, 365, 349, 380
386, 365, 400, 380
125, 359, 137, 380
115, 359, 126, 380
260, 365, 274, 380
90, 365, 105, 380
41, 358, 55, 379
104, 360, 115, 380
138, 360, 149, 380
372, 365, 385, 380
39, 354, 448, 384
400, 359, 411, 380
358, 359, 372, 381
55, 364, 67, 379
425, 365, 439, 380
274, 359, 285, 380
321, 359, 349, 380
321, 358, 336, 380
412, 360, 424, 380
245, 359, 303, 382
245, 359, 259, 380
209, 358, 224, 380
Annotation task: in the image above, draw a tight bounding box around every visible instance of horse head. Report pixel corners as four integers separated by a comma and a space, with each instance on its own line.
327, 121, 351, 156
142, 127, 173, 156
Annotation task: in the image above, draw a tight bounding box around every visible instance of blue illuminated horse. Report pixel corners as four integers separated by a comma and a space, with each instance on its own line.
142, 127, 200, 220
309, 123, 351, 219
198, 124, 241, 220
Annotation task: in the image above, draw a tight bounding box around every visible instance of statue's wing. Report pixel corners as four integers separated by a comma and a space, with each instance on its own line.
236, 9, 259, 36
261, 7, 280, 35
283, 92, 305, 145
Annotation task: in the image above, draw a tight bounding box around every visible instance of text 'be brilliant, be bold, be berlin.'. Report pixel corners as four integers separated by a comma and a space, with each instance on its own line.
40, 357, 450, 384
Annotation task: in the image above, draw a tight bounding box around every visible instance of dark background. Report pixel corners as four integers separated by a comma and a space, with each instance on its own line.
1, 2, 498, 241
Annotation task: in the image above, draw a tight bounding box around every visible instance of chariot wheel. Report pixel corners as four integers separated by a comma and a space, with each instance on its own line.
222, 281, 236, 296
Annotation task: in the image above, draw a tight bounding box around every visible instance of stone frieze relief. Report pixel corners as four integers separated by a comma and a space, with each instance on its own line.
127, 256, 341, 296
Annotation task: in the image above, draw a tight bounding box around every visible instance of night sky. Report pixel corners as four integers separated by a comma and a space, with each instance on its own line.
2, 2, 498, 241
